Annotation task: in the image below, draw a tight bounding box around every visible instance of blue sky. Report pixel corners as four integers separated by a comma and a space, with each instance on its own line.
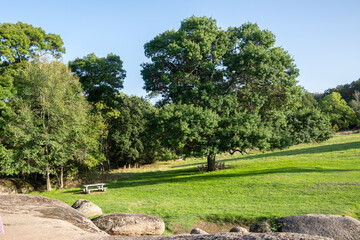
2, 0, 360, 97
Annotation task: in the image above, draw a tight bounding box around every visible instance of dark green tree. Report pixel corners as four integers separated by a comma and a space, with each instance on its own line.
69, 53, 126, 105
287, 109, 332, 144
106, 93, 161, 167
152, 103, 220, 168
0, 22, 65, 67
142, 16, 303, 171
224, 23, 301, 115
300, 91, 319, 109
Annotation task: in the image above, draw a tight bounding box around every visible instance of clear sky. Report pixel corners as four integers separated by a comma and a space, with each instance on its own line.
1, 0, 359, 97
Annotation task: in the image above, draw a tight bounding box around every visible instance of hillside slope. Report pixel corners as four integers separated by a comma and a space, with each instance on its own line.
35, 133, 360, 234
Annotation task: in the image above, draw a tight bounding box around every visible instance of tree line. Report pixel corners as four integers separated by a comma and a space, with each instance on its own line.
0, 17, 357, 190
311, 79, 360, 131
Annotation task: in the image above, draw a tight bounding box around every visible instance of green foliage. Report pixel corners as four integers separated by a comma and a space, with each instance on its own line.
106, 93, 159, 167
0, 60, 104, 188
300, 91, 319, 109
286, 109, 332, 144
142, 16, 231, 106
152, 103, 221, 158
141, 16, 314, 170
225, 23, 301, 113
349, 91, 360, 111
319, 92, 357, 130
142, 17, 302, 110
69, 53, 126, 105
268, 109, 332, 149
0, 68, 14, 130
311, 92, 324, 102
0, 22, 65, 67
324, 78, 360, 103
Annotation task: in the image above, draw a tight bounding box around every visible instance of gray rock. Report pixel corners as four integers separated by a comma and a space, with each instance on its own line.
72, 199, 103, 218
190, 228, 208, 234
0, 178, 34, 194
99, 232, 333, 239
250, 221, 272, 233
276, 214, 360, 240
92, 213, 165, 236
0, 194, 107, 240
229, 226, 248, 233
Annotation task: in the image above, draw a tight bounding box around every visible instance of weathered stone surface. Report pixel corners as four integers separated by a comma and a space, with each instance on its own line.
190, 228, 208, 234
250, 221, 272, 233
92, 213, 165, 236
72, 199, 103, 218
0, 178, 34, 194
99, 232, 333, 240
0, 216, 3, 235
0, 194, 107, 240
276, 214, 360, 240
229, 226, 248, 233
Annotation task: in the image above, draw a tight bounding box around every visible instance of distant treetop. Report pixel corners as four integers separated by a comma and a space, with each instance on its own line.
0, 22, 65, 67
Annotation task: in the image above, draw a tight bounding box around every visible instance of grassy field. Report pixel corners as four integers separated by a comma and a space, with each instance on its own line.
34, 132, 360, 234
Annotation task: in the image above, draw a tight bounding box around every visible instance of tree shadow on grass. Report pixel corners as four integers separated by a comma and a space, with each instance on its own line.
170, 141, 360, 169
105, 166, 359, 190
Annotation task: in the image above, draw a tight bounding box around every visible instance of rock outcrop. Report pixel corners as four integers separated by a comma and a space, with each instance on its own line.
72, 199, 103, 218
190, 228, 209, 234
0, 194, 107, 240
275, 214, 360, 240
250, 221, 272, 233
0, 178, 34, 194
92, 213, 165, 236
229, 226, 248, 233
99, 232, 332, 240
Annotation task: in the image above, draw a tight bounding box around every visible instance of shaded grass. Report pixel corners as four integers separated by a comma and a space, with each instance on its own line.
34, 133, 360, 234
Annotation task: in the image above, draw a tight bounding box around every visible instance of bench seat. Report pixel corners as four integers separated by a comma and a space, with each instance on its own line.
82, 183, 107, 194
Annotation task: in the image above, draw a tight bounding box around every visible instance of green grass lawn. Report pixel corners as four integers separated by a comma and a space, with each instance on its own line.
34, 133, 360, 234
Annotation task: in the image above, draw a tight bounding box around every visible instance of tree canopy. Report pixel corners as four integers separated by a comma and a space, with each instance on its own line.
0, 60, 104, 190
105, 93, 159, 167
324, 78, 360, 103
69, 53, 126, 105
141, 17, 301, 113
141, 16, 309, 171
0, 22, 65, 68
319, 92, 356, 130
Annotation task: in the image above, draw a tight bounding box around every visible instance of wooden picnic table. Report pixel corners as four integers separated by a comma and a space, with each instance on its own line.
82, 183, 107, 194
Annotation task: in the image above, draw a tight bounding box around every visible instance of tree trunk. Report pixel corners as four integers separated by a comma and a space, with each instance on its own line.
59, 164, 64, 189
46, 170, 52, 191
207, 154, 216, 172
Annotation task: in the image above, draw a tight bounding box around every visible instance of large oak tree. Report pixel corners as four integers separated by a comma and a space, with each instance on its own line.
141, 16, 304, 171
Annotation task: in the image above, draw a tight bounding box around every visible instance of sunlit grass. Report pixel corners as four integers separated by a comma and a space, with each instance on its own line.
34, 133, 360, 234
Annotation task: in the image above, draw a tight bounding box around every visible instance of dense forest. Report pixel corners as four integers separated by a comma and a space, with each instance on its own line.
0, 18, 359, 191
